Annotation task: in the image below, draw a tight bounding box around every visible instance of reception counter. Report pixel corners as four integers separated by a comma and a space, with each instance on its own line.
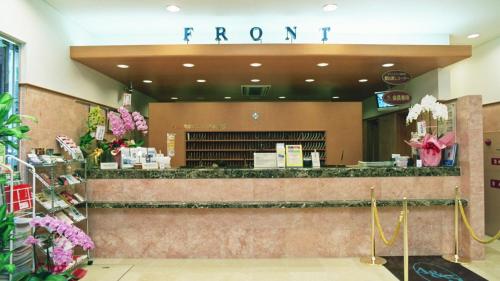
85, 166, 483, 259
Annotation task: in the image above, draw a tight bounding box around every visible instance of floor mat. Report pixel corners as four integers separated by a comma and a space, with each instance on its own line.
383, 256, 488, 281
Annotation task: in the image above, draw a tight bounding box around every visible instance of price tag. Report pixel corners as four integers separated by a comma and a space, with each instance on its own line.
95, 125, 105, 141
417, 121, 427, 136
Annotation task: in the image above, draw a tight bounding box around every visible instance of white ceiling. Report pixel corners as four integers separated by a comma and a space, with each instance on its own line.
45, 0, 500, 46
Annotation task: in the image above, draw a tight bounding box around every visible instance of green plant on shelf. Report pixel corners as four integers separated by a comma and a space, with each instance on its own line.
0, 204, 16, 275
0, 92, 36, 150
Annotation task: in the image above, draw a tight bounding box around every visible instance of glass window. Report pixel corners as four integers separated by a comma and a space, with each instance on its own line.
0, 37, 21, 157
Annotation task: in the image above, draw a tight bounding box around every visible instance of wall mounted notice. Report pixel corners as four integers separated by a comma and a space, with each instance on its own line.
286, 145, 303, 167
166, 133, 176, 157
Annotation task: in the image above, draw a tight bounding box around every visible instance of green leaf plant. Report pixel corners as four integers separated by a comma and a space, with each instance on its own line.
0, 92, 37, 150
0, 204, 16, 275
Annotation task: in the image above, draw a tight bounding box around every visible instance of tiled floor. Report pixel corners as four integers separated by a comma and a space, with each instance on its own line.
84, 240, 500, 281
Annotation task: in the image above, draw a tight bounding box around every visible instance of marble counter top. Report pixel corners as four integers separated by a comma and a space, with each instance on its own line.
88, 167, 460, 179
87, 198, 466, 209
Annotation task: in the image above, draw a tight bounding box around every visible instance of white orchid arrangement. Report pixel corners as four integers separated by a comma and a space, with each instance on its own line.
406, 95, 448, 124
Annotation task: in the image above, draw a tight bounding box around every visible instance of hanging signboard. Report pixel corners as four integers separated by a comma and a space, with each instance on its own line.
382, 70, 412, 85
382, 90, 412, 105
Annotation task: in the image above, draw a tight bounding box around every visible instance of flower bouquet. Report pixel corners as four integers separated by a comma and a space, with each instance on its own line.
405, 95, 454, 167
14, 215, 95, 281
80, 106, 148, 167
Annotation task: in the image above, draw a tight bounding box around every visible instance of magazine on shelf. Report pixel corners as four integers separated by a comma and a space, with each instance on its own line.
63, 205, 86, 222
55, 211, 74, 224
35, 192, 69, 210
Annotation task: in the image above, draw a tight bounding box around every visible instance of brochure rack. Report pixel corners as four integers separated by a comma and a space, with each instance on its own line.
1, 156, 37, 281
30, 159, 92, 269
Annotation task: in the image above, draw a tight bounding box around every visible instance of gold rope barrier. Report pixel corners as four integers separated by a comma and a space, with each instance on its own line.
458, 199, 500, 244
360, 187, 387, 265
374, 203, 404, 246
444, 186, 500, 264
403, 198, 409, 281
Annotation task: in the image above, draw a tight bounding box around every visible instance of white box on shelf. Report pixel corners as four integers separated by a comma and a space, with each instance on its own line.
254, 153, 277, 169
276, 143, 286, 168
100, 162, 118, 170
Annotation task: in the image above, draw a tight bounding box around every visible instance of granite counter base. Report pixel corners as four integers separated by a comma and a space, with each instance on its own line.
88, 167, 460, 179
88, 199, 466, 209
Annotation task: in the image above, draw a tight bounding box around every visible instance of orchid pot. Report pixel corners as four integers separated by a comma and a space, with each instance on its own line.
407, 133, 455, 167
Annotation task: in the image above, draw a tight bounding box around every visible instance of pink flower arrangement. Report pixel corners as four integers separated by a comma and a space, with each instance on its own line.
132, 111, 148, 134
107, 107, 148, 137
28, 215, 95, 271
118, 107, 135, 131
108, 111, 126, 137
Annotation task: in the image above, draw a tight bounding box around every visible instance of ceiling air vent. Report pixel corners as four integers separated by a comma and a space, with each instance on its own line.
241, 85, 271, 97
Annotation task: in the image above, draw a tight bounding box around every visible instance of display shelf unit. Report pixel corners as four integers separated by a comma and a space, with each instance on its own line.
30, 159, 92, 265
1, 156, 37, 281
185, 131, 326, 168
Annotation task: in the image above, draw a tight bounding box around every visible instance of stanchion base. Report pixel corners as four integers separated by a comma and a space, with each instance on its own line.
360, 256, 387, 265
442, 254, 471, 264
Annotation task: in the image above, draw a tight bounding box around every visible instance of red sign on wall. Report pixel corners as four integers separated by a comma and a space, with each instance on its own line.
491, 158, 500, 165
382, 91, 412, 105
491, 179, 500, 189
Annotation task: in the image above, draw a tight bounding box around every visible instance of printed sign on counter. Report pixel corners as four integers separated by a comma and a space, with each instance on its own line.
285, 145, 303, 167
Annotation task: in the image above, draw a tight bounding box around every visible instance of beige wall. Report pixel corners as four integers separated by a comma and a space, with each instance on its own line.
19, 85, 88, 157
0, 0, 155, 115
149, 102, 363, 167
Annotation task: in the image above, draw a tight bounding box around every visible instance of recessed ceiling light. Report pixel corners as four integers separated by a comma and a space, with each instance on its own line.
332, 96, 340, 99
382, 63, 395, 68
359, 79, 368, 83
171, 97, 179, 100
117, 64, 129, 69
278, 96, 286, 99
467, 33, 480, 39
251, 79, 261, 83
224, 96, 232, 100
197, 79, 206, 83
166, 5, 180, 12
142, 80, 152, 84
305, 79, 315, 83
183, 63, 195, 68
250, 63, 262, 67
317, 62, 329, 67
323, 4, 338, 12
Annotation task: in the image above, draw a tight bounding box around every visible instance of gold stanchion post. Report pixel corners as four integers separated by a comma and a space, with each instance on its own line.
360, 187, 387, 265
403, 197, 409, 281
443, 186, 471, 263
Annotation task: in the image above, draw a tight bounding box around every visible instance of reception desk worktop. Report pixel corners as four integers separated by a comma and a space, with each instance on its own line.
87, 166, 460, 179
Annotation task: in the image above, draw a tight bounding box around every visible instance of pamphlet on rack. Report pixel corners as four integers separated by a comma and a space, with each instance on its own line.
276, 143, 286, 168
285, 145, 303, 167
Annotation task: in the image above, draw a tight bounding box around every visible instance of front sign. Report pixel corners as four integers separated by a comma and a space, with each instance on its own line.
184, 26, 332, 43
382, 90, 412, 105
382, 70, 412, 85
